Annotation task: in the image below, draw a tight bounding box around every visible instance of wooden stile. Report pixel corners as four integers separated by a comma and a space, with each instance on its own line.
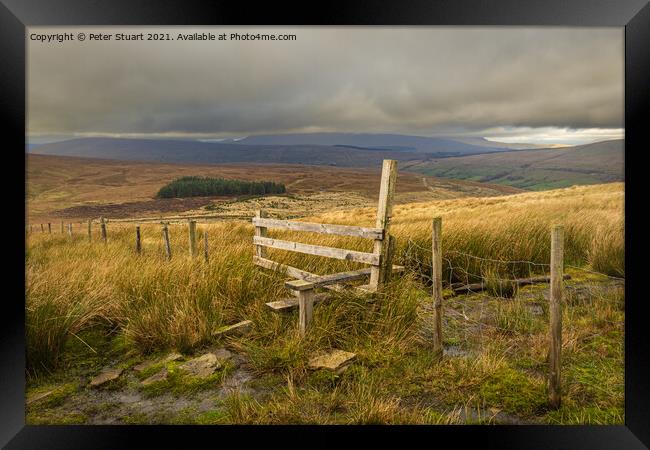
549, 224, 564, 408
369, 159, 398, 289
431, 217, 443, 357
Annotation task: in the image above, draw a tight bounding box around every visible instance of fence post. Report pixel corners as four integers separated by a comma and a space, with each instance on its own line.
203, 230, 209, 262
48, 223, 51, 234
60, 221, 64, 233
162, 223, 172, 260
87, 220, 92, 241
431, 217, 444, 357
100, 217, 107, 243
40, 224, 44, 232
549, 224, 564, 408
369, 159, 398, 290
67, 223, 72, 237
255, 210, 268, 259
188, 220, 197, 257
135, 225, 142, 254
380, 234, 396, 283
29, 225, 32, 234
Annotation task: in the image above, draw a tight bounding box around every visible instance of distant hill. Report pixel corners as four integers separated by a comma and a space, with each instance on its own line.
28, 136, 500, 167
229, 132, 507, 154
405, 140, 624, 190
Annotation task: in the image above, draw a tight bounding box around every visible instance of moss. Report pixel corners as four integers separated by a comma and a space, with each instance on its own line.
478, 367, 547, 416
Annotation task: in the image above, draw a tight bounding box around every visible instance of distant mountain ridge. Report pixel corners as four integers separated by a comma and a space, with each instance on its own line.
28, 133, 510, 168
227, 132, 509, 153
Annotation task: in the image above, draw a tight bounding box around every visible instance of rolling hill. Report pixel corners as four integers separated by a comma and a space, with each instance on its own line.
405, 140, 624, 190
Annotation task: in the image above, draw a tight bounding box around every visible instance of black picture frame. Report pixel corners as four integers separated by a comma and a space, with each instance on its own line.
2, 1, 648, 448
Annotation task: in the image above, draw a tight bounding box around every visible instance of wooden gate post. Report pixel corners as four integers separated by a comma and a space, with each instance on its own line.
135, 225, 142, 254
431, 217, 443, 358
203, 230, 209, 262
549, 224, 564, 408
255, 210, 268, 259
188, 220, 197, 257
100, 217, 107, 243
369, 160, 398, 290
162, 223, 172, 260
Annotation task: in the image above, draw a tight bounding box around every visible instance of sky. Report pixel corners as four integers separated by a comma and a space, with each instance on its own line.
27, 27, 624, 146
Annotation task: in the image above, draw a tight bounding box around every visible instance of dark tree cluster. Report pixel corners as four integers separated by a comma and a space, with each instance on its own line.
156, 176, 286, 198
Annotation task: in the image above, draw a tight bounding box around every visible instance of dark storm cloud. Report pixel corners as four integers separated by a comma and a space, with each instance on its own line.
27, 27, 623, 138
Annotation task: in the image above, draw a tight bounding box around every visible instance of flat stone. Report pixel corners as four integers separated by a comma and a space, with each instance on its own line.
141, 368, 168, 386
213, 320, 253, 337
89, 368, 123, 387
162, 352, 183, 363
133, 352, 183, 373
213, 348, 233, 362
26, 389, 54, 406
179, 353, 220, 378
308, 349, 356, 373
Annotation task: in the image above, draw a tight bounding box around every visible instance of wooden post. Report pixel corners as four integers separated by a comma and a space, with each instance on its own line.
254, 210, 268, 258
47, 223, 51, 234
162, 223, 172, 260
431, 217, 443, 357
188, 220, 197, 257
87, 220, 92, 241
100, 217, 107, 243
40, 224, 44, 232
67, 223, 72, 237
298, 289, 315, 337
60, 221, 64, 233
549, 224, 564, 409
135, 225, 142, 254
380, 234, 396, 283
203, 230, 209, 262
29, 225, 32, 234
369, 160, 398, 289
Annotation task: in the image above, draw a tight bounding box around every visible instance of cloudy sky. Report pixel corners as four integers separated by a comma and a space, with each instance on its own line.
27, 27, 624, 145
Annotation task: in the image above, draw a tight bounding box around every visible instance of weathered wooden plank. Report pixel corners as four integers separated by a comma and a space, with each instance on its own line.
370, 160, 398, 288
253, 256, 316, 279
266, 293, 330, 312
286, 279, 315, 291
252, 217, 384, 240
255, 256, 403, 286
253, 236, 379, 265
549, 225, 564, 409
